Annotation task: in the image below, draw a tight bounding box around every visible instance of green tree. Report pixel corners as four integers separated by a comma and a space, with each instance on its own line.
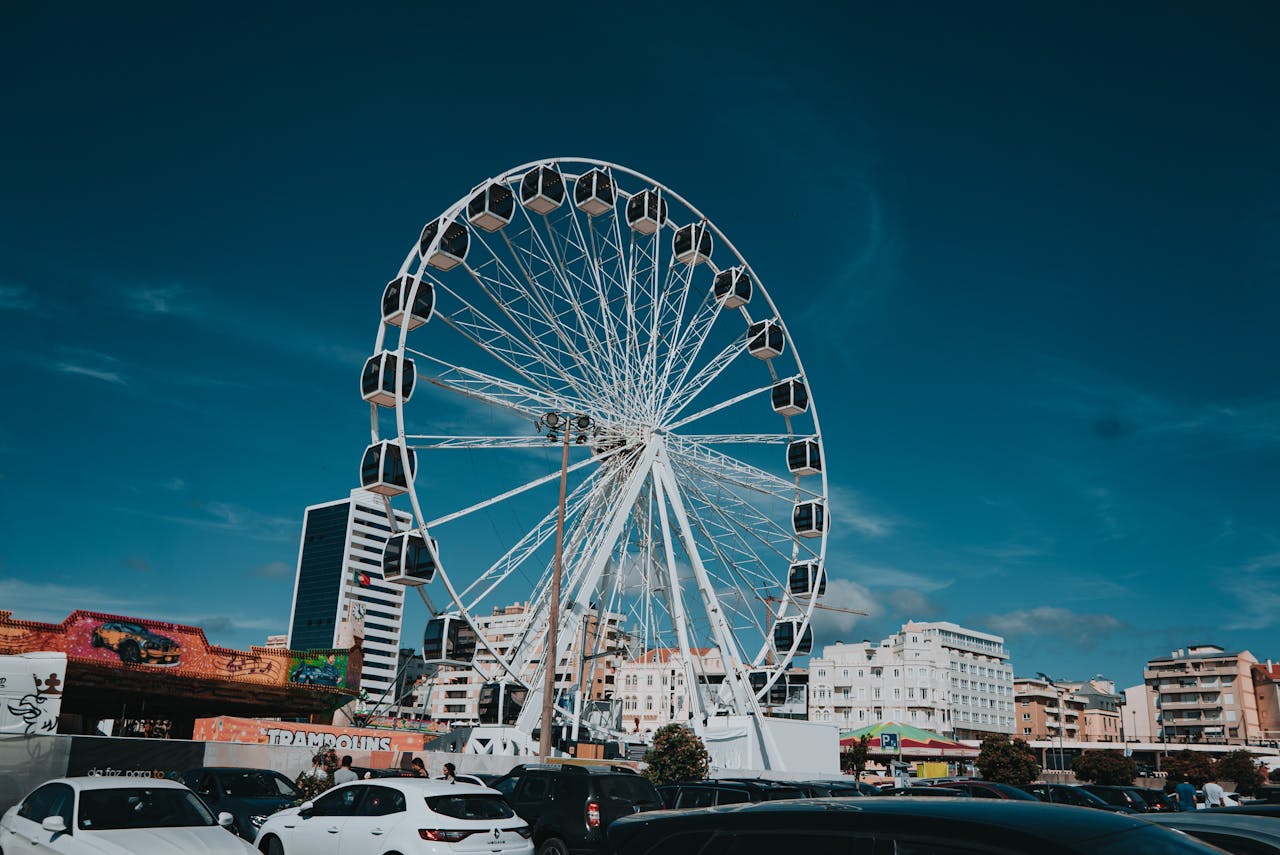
841, 735, 872, 779
1215, 750, 1265, 796
1163, 749, 1215, 786
975, 734, 1040, 786
1072, 750, 1138, 785
643, 724, 711, 785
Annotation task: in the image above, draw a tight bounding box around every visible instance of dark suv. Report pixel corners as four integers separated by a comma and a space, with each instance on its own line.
658, 779, 805, 808
180, 766, 299, 840
490, 763, 663, 855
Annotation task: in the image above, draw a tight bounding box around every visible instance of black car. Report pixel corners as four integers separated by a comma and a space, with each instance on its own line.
289, 661, 342, 686
490, 763, 662, 855
180, 766, 299, 840
1022, 783, 1135, 813
658, 779, 806, 809
930, 780, 1039, 800
1080, 784, 1155, 812
608, 798, 1224, 855
883, 785, 969, 797
1130, 786, 1178, 812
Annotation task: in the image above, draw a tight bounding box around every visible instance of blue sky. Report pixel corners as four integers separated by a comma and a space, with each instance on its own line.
1, 3, 1276, 693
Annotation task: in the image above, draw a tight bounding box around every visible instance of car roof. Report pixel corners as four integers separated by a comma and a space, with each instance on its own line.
47, 777, 191, 791
330, 779, 498, 796
612, 797, 1158, 842
1146, 813, 1280, 842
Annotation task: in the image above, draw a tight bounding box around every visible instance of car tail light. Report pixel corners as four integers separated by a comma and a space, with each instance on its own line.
514, 826, 532, 839
586, 800, 601, 828
419, 829, 475, 842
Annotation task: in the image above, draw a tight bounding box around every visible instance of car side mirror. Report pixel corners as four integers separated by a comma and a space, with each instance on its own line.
298, 800, 315, 818
41, 816, 67, 833
217, 812, 235, 828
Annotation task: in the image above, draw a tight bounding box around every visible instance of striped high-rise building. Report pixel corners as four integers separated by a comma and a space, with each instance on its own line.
287, 489, 412, 704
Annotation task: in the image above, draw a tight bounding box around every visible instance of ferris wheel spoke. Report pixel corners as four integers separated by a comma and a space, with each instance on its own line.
432, 288, 589, 402
406, 435, 561, 450
413, 351, 620, 423
676, 433, 793, 444
648, 257, 701, 419
423, 450, 609, 529
660, 335, 751, 425
663, 380, 774, 433
667, 436, 821, 502
655, 294, 726, 420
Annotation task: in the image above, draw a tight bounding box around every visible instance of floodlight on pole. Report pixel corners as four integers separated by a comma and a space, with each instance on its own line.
535, 411, 595, 759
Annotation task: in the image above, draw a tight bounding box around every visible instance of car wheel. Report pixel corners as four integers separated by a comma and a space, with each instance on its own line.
119, 641, 141, 664
537, 838, 569, 855
259, 834, 284, 855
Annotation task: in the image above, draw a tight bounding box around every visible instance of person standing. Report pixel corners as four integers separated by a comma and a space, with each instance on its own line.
333, 755, 359, 784
1175, 779, 1197, 811
1203, 780, 1226, 808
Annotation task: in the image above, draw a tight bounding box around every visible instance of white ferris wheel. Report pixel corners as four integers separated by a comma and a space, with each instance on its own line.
359, 158, 828, 764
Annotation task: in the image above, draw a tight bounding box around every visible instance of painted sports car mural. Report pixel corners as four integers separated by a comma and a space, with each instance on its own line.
91, 620, 181, 665
288, 652, 347, 688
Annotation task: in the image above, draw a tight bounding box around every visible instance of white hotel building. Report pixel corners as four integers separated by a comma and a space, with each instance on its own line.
808, 620, 1015, 739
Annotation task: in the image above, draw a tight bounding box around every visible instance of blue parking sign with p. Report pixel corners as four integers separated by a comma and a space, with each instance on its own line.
881, 732, 899, 752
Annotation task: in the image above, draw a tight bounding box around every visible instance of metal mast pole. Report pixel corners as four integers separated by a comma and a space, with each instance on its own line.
539, 421, 572, 758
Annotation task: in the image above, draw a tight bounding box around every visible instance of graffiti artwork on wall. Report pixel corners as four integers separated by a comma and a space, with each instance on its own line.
1, 652, 66, 735
288, 652, 348, 688
0, 610, 350, 696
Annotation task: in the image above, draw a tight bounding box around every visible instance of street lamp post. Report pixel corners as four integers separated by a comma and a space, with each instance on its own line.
1038, 672, 1066, 776
536, 412, 594, 759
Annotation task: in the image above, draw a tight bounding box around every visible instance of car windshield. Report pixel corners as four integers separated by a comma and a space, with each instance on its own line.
217, 770, 298, 798
426, 794, 515, 820
78, 787, 217, 830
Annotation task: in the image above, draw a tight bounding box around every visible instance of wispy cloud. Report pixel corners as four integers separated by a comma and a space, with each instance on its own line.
0, 283, 37, 312
1042, 360, 1280, 450
55, 362, 126, 385
810, 577, 881, 641
980, 606, 1127, 649
827, 485, 903, 540
850, 562, 952, 593
127, 285, 189, 315
0, 579, 140, 622
115, 500, 298, 542
1224, 551, 1280, 630
122, 556, 151, 573
251, 560, 294, 578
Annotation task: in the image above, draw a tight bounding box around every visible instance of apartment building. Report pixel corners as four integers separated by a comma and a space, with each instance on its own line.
415, 602, 626, 725
808, 620, 1015, 739
1252, 660, 1280, 744
1014, 677, 1084, 741
1145, 645, 1260, 744
613, 647, 725, 733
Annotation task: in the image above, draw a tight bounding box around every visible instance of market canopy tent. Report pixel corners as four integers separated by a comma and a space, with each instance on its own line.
840, 721, 978, 757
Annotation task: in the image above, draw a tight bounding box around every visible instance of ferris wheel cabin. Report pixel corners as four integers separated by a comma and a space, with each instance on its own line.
792, 500, 827, 538
381, 275, 434, 329
361, 351, 416, 408
673, 222, 713, 265
771, 378, 809, 416
423, 614, 479, 666
788, 561, 827, 598
772, 618, 813, 657
787, 438, 822, 476
713, 267, 752, 309
574, 168, 616, 217
626, 188, 667, 235
419, 218, 470, 271
382, 531, 438, 586
359, 441, 416, 496
467, 180, 515, 232
747, 319, 785, 359
520, 165, 565, 215
748, 670, 789, 706
478, 681, 528, 726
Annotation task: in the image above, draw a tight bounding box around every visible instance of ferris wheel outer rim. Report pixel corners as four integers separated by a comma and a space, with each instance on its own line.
373, 156, 830, 700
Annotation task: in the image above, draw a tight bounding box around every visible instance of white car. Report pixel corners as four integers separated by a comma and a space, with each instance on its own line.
254, 778, 532, 855
0, 775, 257, 854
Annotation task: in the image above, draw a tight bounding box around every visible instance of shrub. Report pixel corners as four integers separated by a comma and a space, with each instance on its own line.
643, 724, 711, 785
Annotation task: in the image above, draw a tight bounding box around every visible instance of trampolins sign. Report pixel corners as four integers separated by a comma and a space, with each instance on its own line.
265, 727, 392, 751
